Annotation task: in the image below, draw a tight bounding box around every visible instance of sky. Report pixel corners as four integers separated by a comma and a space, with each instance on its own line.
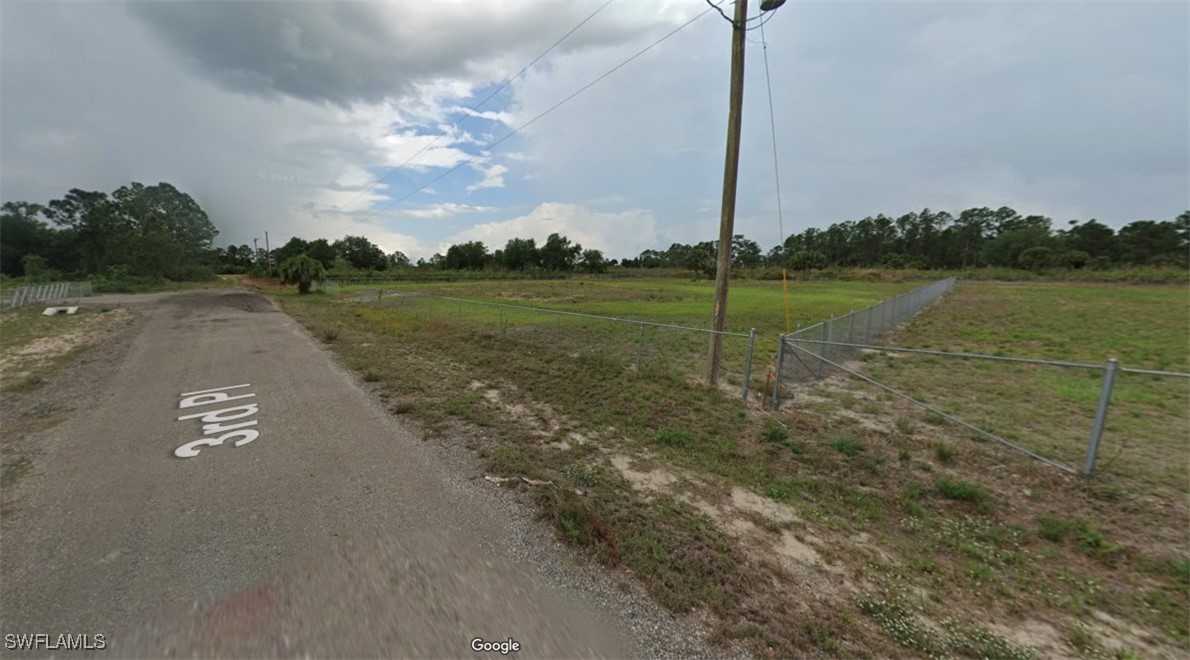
2, 0, 1187, 261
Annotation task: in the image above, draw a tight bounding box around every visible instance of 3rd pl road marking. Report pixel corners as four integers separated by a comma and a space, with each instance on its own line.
174, 383, 261, 458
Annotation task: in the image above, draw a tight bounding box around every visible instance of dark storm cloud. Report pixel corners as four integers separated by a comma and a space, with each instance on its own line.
127, 1, 668, 106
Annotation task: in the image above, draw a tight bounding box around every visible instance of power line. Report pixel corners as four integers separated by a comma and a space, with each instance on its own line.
337, 0, 615, 214
760, 17, 785, 246
360, 4, 719, 222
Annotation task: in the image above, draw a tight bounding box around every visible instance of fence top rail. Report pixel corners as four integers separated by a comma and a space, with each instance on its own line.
784, 276, 955, 339
1120, 367, 1190, 378
385, 291, 753, 338
782, 337, 1105, 371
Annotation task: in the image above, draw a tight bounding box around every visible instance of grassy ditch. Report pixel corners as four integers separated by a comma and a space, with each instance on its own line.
276, 278, 1187, 658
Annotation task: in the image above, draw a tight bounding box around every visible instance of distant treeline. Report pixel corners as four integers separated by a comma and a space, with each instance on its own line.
327, 206, 1188, 277
4, 195, 1185, 286
623, 207, 1188, 273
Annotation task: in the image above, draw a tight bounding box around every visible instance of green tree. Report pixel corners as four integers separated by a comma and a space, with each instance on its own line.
307, 239, 337, 268
0, 202, 53, 277
46, 189, 126, 275
333, 235, 387, 270
112, 182, 219, 261
1017, 246, 1053, 271
388, 251, 411, 269
1117, 220, 1185, 265
500, 238, 539, 271
278, 254, 326, 294
272, 237, 311, 266
579, 248, 607, 273
981, 226, 1055, 268
444, 241, 489, 270
539, 233, 582, 271
1064, 220, 1117, 260
731, 234, 762, 269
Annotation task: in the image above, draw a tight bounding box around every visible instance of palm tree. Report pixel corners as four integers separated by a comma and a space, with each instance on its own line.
278, 254, 326, 294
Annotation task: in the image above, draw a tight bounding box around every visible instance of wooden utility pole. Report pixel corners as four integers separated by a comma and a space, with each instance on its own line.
708, 0, 749, 386
265, 231, 272, 277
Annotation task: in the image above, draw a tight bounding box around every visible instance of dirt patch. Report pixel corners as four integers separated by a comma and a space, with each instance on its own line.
609, 454, 679, 492
0, 308, 134, 383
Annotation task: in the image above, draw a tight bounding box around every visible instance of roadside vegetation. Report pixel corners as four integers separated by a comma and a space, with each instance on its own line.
274, 276, 1189, 658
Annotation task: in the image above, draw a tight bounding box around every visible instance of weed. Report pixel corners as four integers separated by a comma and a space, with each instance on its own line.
761, 422, 789, 443
1037, 515, 1080, 543
1064, 623, 1096, 653
898, 448, 911, 462
443, 399, 466, 416
391, 401, 415, 414
654, 428, 694, 448
935, 478, 988, 505
362, 369, 382, 382
562, 464, 600, 488
910, 557, 937, 574
320, 326, 340, 342
934, 442, 957, 464
766, 484, 791, 501
1077, 525, 1127, 565
830, 435, 866, 456
841, 393, 857, 409
894, 417, 914, 435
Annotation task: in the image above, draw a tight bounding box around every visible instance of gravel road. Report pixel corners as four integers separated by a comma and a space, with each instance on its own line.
0, 289, 719, 658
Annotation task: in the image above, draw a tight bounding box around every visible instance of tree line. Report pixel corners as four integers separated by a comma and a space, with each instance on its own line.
1, 183, 220, 282
415, 207, 1187, 276
5, 193, 1185, 286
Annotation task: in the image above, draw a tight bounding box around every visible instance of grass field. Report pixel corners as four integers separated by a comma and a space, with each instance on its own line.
276, 276, 1189, 658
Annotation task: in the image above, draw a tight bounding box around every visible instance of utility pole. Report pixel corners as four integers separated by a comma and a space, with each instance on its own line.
708, 0, 749, 386
264, 231, 272, 277
253, 238, 259, 270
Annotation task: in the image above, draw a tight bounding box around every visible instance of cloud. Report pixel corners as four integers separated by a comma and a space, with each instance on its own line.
466, 162, 509, 192
387, 203, 496, 220
127, 1, 694, 106
445, 202, 658, 259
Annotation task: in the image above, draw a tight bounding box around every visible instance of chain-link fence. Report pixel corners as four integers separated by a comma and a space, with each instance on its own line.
774, 277, 955, 395
2, 281, 94, 309
777, 336, 1190, 479
355, 290, 760, 400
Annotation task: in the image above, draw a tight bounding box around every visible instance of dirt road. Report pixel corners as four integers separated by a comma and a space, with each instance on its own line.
0, 290, 708, 657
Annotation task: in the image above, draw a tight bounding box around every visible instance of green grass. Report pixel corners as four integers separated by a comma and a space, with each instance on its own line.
935, 478, 988, 505
871, 282, 1190, 494
274, 276, 1190, 657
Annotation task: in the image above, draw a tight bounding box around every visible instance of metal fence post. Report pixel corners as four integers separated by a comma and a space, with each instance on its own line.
847, 311, 855, 346
773, 336, 785, 410
816, 318, 828, 378
1083, 358, 1120, 476
742, 328, 756, 401
635, 322, 645, 370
